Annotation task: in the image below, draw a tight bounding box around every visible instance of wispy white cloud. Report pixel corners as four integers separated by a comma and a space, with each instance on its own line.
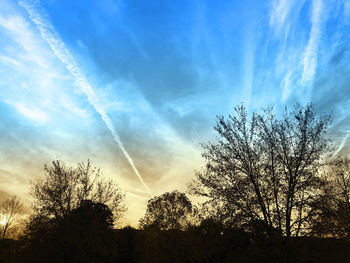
345, 1, 350, 19
0, 12, 51, 68
11, 102, 48, 123
0, 0, 204, 225
0, 3, 63, 118
0, 55, 21, 66
301, 0, 324, 85
60, 99, 89, 118
18, 0, 153, 197
269, 0, 295, 32
281, 71, 293, 101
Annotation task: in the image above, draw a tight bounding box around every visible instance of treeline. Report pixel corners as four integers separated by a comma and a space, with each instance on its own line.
2, 225, 349, 263
0, 104, 350, 262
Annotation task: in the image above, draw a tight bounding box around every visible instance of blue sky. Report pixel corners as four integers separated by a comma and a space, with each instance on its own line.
1, 0, 350, 225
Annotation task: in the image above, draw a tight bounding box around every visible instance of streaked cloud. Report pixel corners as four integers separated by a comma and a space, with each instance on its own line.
0, 55, 21, 66
19, 0, 153, 197
332, 131, 350, 158
345, 1, 350, 18
301, 0, 324, 86
269, 0, 295, 32
11, 102, 48, 123
281, 71, 293, 102
0, 0, 349, 225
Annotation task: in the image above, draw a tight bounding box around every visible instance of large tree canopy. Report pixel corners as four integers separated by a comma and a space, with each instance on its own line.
189, 104, 331, 237
139, 191, 193, 230
30, 160, 126, 223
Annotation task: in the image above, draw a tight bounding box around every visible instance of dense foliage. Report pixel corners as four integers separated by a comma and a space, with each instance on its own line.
139, 191, 193, 230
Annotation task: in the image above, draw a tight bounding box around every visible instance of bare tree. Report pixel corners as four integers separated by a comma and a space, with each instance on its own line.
188, 104, 330, 237
30, 160, 126, 223
309, 157, 350, 238
0, 195, 23, 239
139, 191, 193, 230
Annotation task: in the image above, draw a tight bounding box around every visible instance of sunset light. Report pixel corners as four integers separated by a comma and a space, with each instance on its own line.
0, 0, 350, 262
0, 216, 6, 227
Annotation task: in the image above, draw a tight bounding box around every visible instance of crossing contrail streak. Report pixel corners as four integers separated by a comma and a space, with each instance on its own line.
332, 131, 350, 159
19, 0, 153, 197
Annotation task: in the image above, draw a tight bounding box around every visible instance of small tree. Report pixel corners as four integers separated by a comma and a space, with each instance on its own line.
0, 195, 23, 239
139, 191, 193, 230
30, 160, 126, 223
189, 104, 330, 237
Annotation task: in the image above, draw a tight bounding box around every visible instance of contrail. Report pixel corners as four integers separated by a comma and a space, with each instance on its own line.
331, 131, 350, 159
19, 0, 153, 197
301, 0, 323, 85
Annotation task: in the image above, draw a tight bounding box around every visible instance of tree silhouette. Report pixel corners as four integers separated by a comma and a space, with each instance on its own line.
30, 160, 126, 223
22, 200, 118, 263
0, 195, 23, 239
139, 191, 193, 230
310, 157, 350, 238
21, 160, 126, 262
60, 200, 117, 262
188, 104, 331, 237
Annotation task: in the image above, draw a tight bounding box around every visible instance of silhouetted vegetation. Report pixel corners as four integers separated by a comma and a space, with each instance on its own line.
30, 160, 126, 223
0, 104, 349, 262
7, 225, 350, 263
309, 157, 350, 238
139, 191, 194, 230
188, 104, 331, 238
0, 196, 23, 239
20, 200, 118, 263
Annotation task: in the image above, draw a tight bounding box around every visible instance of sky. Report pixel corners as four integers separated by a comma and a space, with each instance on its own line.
0, 0, 350, 226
